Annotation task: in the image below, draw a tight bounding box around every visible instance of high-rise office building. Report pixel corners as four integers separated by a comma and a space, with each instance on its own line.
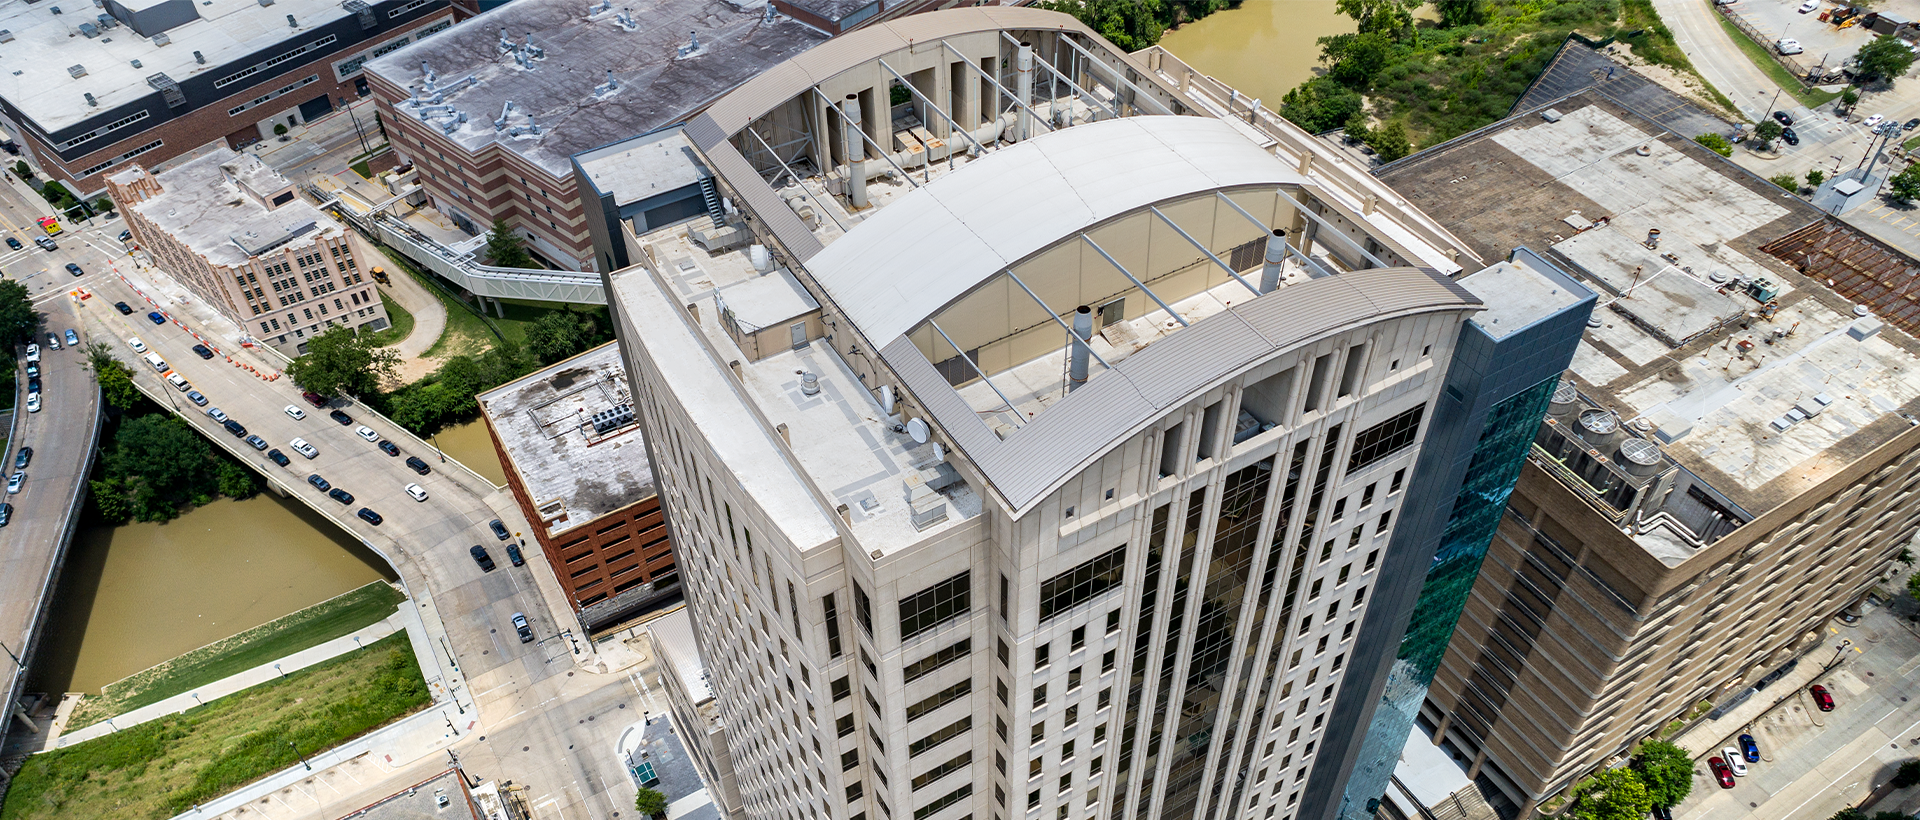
1371, 90, 1920, 816
595, 11, 1569, 820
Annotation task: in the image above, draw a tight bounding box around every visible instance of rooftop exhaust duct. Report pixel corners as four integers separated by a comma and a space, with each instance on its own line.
842, 94, 866, 209
1069, 305, 1093, 390
1015, 41, 1033, 142
1259, 229, 1287, 293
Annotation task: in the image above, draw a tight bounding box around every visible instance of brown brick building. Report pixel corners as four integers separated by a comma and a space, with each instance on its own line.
362, 0, 825, 271
0, 0, 452, 197
479, 342, 677, 633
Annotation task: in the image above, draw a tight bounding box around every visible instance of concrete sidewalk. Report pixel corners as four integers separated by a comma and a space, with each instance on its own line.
1675, 645, 1855, 759
55, 614, 404, 746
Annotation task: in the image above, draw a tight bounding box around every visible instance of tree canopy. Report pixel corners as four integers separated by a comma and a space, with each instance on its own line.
1889, 164, 1920, 205
634, 788, 668, 817
1631, 741, 1693, 809
1694, 133, 1733, 157
90, 414, 257, 523
285, 325, 398, 399
1568, 768, 1653, 820
526, 309, 602, 365
1855, 36, 1918, 84
483, 219, 535, 269
85, 341, 142, 411
1281, 77, 1364, 134
0, 280, 35, 348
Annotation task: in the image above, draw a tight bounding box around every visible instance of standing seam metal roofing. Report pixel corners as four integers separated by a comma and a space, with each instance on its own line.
804, 116, 1311, 343
885, 266, 1482, 515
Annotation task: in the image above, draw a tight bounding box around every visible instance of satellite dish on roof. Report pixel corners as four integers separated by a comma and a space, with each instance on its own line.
906, 418, 929, 444
881, 385, 895, 414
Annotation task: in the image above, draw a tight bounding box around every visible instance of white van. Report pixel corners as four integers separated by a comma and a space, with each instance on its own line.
127, 337, 146, 353
142, 352, 168, 372
166, 372, 190, 391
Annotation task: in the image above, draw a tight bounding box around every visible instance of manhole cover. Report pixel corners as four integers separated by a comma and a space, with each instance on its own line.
588, 715, 595, 721
619, 703, 626, 709
523, 746, 530, 752
568, 671, 574, 677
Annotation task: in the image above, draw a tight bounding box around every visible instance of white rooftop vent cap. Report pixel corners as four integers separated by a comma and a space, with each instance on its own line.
1541, 108, 1563, 122
799, 371, 819, 396
906, 417, 929, 445
67, 64, 87, 78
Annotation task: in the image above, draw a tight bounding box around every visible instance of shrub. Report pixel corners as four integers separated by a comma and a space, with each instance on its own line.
1694, 133, 1733, 157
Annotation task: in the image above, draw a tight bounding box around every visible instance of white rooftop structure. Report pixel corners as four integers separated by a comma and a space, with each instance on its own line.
805, 116, 1308, 343
366, 0, 826, 178
117, 148, 338, 267
0, 0, 367, 131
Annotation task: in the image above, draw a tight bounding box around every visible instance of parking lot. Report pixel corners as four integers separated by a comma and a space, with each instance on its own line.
1676, 606, 1920, 820
1725, 0, 1918, 74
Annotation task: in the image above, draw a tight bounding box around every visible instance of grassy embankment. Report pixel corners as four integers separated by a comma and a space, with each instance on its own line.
1712, 15, 1842, 109
66, 581, 405, 728
2, 631, 428, 820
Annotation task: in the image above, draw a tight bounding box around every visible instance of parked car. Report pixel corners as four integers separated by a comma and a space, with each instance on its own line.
7, 472, 24, 494
357, 507, 383, 526
329, 409, 352, 425
0, 502, 12, 526
207, 407, 229, 423
302, 391, 328, 408
1798, 0, 1819, 10
490, 519, 510, 540
222, 419, 246, 437
307, 474, 331, 491
24, 362, 36, 379
3, 237, 18, 250
34, 236, 54, 251
113, 301, 133, 315
1709, 757, 1735, 789
23, 343, 36, 362
290, 438, 318, 458
1721, 747, 1748, 776
25, 377, 37, 393
327, 487, 354, 505
14, 447, 31, 470
191, 344, 214, 359
244, 434, 268, 451
147, 311, 166, 325
355, 425, 378, 442
1811, 684, 1835, 711
1652, 806, 1673, 820
127, 337, 146, 353
506, 543, 525, 566
283, 405, 306, 420
117, 229, 132, 242
470, 545, 496, 572
377, 440, 399, 456
62, 329, 76, 346
24, 393, 38, 413
64, 263, 81, 277
1781, 127, 1799, 145
1865, 114, 1886, 130
404, 482, 428, 502
512, 612, 533, 643
1738, 734, 1759, 762
186, 390, 208, 406
1906, 117, 1920, 131
266, 449, 291, 467
44, 333, 58, 350
1775, 38, 1803, 55
1772, 110, 1794, 126
406, 456, 431, 475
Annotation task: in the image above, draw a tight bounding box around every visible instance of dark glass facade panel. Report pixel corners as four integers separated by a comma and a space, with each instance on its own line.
1108, 503, 1172, 818
899, 572, 970, 640
903, 638, 972, 684
1348, 405, 1426, 472
1040, 544, 1129, 622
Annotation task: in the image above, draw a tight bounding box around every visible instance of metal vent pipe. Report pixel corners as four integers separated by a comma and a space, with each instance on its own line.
1260, 228, 1288, 293
843, 93, 867, 209
1015, 41, 1034, 142
1069, 305, 1093, 390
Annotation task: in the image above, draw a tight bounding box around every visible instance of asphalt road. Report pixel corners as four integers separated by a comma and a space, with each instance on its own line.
0, 174, 120, 739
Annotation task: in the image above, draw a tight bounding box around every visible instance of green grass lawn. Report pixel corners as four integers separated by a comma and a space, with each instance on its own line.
2, 631, 428, 820
376, 247, 499, 358
67, 582, 405, 729
360, 290, 415, 348
1715, 16, 1842, 110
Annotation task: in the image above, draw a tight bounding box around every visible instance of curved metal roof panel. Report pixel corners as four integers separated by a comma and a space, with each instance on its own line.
805, 115, 1308, 343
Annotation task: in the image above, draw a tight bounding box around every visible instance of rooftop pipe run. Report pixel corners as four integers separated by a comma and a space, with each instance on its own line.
1015, 42, 1034, 142
843, 94, 868, 209
1069, 305, 1093, 391
1260, 229, 1288, 293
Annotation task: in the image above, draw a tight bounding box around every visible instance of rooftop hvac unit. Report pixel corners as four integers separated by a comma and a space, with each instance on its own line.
67, 64, 87, 78
78, 21, 98, 36
1617, 439, 1663, 477
151, 31, 168, 45
0, 30, 14, 43
130, 59, 141, 68
589, 404, 635, 433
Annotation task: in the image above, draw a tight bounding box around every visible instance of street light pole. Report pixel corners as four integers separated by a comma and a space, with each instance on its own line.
288, 740, 310, 771
0, 639, 21, 668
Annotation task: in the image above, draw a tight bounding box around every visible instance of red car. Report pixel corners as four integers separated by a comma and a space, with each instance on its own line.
1709, 756, 1736, 789
301, 391, 328, 408
1811, 684, 1835, 712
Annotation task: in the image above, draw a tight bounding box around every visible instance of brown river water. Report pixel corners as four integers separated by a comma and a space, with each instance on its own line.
31, 418, 505, 695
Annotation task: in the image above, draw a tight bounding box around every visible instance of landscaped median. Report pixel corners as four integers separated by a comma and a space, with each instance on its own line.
66, 581, 406, 730
0, 631, 429, 820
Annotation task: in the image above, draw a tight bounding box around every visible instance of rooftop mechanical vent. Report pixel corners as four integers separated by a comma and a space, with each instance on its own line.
84, 92, 97, 106
147, 72, 185, 107
66, 64, 87, 78
192, 49, 204, 64
77, 21, 98, 36
150, 32, 168, 45
0, 30, 14, 43
343, 0, 373, 28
